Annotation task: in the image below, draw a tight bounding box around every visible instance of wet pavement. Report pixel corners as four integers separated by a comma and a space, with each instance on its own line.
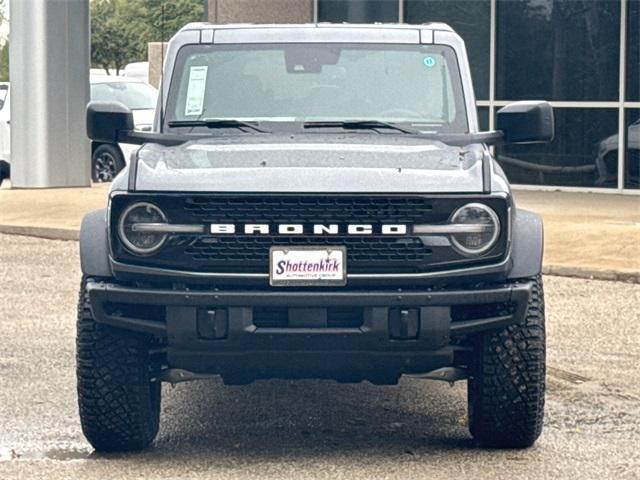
1, 233, 639, 479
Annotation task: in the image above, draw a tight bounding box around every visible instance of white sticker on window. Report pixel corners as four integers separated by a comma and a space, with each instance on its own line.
184, 66, 208, 116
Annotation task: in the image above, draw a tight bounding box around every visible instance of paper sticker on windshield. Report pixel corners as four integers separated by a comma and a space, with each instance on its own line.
184, 66, 208, 116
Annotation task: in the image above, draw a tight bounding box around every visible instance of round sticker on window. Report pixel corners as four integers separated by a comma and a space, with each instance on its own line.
423, 56, 436, 68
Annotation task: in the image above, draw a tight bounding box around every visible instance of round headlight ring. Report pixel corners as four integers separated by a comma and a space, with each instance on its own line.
118, 202, 168, 255
449, 203, 500, 256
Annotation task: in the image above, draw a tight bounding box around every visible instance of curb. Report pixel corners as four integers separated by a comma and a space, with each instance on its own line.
1, 224, 638, 284
0, 224, 79, 241
541, 265, 640, 284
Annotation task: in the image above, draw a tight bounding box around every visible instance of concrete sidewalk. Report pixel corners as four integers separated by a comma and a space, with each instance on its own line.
0, 182, 638, 281
513, 190, 639, 281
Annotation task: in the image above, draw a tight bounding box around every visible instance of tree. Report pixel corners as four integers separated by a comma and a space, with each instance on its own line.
91, 0, 203, 75
144, 0, 205, 43
91, 0, 141, 75
0, 41, 8, 82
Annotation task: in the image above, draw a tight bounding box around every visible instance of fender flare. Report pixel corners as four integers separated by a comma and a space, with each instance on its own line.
507, 208, 544, 279
80, 209, 112, 278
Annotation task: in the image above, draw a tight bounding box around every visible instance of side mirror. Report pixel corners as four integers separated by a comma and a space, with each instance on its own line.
496, 101, 554, 144
86, 101, 134, 143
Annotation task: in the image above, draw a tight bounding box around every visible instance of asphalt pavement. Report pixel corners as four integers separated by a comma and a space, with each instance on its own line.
0, 233, 639, 479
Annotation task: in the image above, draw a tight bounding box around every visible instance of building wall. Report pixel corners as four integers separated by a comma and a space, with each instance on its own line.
148, 42, 168, 89
318, 0, 640, 193
207, 0, 313, 24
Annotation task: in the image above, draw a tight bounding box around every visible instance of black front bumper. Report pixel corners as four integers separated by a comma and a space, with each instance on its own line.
86, 281, 532, 382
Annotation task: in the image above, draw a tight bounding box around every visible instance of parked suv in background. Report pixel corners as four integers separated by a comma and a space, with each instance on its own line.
79, 23, 554, 452
0, 77, 157, 186
595, 117, 640, 187
122, 61, 151, 83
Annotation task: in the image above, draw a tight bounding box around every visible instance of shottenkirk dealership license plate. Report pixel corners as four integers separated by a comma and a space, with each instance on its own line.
269, 246, 347, 286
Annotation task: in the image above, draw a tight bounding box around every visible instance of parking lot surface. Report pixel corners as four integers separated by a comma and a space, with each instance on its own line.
1, 233, 639, 480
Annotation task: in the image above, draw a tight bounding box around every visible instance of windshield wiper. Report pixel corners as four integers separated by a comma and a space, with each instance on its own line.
167, 118, 271, 133
303, 120, 420, 135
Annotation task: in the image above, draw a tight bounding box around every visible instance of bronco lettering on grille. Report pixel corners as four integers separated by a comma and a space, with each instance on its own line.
209, 224, 407, 235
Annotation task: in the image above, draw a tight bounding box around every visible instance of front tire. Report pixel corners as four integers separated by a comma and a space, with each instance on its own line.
91, 144, 125, 183
76, 277, 161, 452
468, 276, 546, 448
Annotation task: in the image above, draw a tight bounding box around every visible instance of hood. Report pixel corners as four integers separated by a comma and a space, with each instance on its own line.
133, 135, 487, 193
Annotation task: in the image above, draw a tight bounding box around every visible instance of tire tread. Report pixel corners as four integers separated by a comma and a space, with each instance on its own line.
468, 275, 546, 448
76, 276, 160, 452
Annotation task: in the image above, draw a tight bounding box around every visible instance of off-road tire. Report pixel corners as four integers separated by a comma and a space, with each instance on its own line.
76, 277, 161, 452
468, 275, 545, 448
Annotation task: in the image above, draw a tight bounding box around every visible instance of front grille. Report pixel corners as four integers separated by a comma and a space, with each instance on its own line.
110, 194, 509, 275
183, 236, 431, 266
184, 196, 432, 223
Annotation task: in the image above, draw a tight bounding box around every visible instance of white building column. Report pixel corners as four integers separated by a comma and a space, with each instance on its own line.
9, 0, 90, 188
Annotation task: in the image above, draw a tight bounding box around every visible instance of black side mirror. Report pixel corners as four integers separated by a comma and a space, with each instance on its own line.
496, 101, 554, 144
86, 101, 134, 143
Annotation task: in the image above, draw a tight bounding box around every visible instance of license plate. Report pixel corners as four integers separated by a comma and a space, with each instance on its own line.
269, 246, 347, 286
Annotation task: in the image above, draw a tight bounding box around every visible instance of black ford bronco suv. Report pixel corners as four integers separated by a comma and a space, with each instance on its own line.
78, 23, 554, 452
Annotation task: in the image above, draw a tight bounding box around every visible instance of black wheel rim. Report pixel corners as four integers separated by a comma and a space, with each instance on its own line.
94, 152, 117, 182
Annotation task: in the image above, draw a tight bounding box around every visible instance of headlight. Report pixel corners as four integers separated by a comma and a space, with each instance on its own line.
449, 203, 500, 256
118, 202, 168, 255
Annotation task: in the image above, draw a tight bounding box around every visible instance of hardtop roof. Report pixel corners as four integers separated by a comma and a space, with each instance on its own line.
178, 21, 454, 36
172, 22, 456, 46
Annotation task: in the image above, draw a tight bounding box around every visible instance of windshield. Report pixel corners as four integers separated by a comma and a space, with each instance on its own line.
90, 81, 158, 110
165, 43, 468, 133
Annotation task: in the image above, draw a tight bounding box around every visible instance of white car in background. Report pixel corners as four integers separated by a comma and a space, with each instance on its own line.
90, 75, 157, 182
122, 61, 150, 83
0, 76, 157, 186
0, 82, 10, 186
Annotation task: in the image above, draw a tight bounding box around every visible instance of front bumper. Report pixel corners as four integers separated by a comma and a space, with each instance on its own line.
87, 280, 532, 382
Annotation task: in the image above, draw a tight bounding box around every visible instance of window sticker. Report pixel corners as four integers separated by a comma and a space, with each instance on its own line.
184, 66, 208, 116
423, 56, 436, 68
